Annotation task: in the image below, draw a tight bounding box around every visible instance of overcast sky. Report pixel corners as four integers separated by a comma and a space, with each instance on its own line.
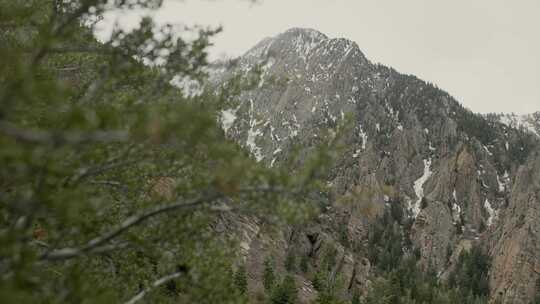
96, 0, 540, 114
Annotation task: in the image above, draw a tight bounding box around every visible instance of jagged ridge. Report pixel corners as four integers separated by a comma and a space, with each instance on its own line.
211, 28, 540, 304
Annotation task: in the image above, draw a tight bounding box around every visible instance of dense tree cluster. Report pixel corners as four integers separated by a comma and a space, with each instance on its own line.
0, 1, 331, 302
363, 201, 491, 304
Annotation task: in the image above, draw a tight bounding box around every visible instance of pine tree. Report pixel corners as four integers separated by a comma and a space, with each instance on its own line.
263, 258, 276, 292
269, 275, 297, 304
299, 255, 309, 273
351, 291, 362, 304
285, 250, 297, 272
234, 265, 248, 294
312, 269, 327, 291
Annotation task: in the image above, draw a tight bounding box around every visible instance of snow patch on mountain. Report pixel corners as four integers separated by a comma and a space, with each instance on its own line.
484, 199, 498, 227
359, 125, 368, 150
452, 189, 462, 223
410, 159, 433, 218
220, 108, 238, 134
498, 112, 540, 137
171, 75, 203, 98
246, 100, 264, 162
496, 174, 506, 193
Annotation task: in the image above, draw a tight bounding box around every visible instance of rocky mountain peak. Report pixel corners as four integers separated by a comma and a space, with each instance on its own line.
280, 27, 328, 42
242, 28, 367, 68
212, 28, 540, 304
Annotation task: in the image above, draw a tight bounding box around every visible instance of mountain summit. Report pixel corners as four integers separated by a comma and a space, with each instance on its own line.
211, 28, 540, 303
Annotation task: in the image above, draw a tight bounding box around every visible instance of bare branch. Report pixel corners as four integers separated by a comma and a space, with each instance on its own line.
89, 180, 125, 188
68, 143, 138, 183
40, 191, 224, 261
39, 242, 131, 261
16, 46, 113, 55
70, 160, 138, 185
124, 271, 183, 304
40, 186, 292, 261
0, 120, 129, 145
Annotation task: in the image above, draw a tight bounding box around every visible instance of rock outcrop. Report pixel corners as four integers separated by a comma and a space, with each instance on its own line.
208, 28, 540, 303
488, 153, 540, 303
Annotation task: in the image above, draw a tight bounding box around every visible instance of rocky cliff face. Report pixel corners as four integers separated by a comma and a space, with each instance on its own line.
487, 153, 540, 303
210, 28, 540, 303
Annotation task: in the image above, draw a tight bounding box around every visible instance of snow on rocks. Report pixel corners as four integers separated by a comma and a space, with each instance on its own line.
220, 108, 238, 135
359, 125, 368, 150
245, 99, 264, 162
410, 158, 433, 218
452, 189, 462, 223
258, 57, 276, 88
483, 145, 493, 156
496, 174, 506, 193
170, 75, 203, 98
499, 113, 539, 137
484, 198, 498, 227
246, 126, 263, 162
290, 28, 327, 61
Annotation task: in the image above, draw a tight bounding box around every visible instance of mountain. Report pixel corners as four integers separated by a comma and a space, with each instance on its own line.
210, 28, 540, 303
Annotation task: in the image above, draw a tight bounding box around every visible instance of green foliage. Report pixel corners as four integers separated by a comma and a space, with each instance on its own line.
338, 223, 350, 248
367, 208, 406, 272
351, 290, 362, 304
364, 203, 490, 304
312, 261, 347, 304
479, 220, 487, 233
364, 277, 395, 304
455, 108, 499, 145
299, 254, 309, 273
234, 264, 248, 294
448, 246, 491, 298
445, 243, 453, 263
269, 275, 297, 304
389, 199, 404, 224
285, 250, 297, 272
312, 269, 327, 292
0, 1, 332, 303
263, 257, 276, 292
535, 278, 540, 304
0, 2, 508, 304
315, 274, 349, 304
322, 246, 338, 272
316, 289, 346, 304
507, 129, 537, 164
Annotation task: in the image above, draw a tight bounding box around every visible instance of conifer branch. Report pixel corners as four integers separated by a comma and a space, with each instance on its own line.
40, 186, 293, 261
0, 120, 129, 145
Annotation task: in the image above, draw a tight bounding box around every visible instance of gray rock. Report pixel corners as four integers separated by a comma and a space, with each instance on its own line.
210, 28, 540, 303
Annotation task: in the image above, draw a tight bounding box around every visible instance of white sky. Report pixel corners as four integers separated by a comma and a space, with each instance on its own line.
95, 0, 540, 114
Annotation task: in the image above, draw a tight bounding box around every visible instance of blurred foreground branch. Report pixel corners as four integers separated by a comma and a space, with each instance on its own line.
0, 120, 129, 145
